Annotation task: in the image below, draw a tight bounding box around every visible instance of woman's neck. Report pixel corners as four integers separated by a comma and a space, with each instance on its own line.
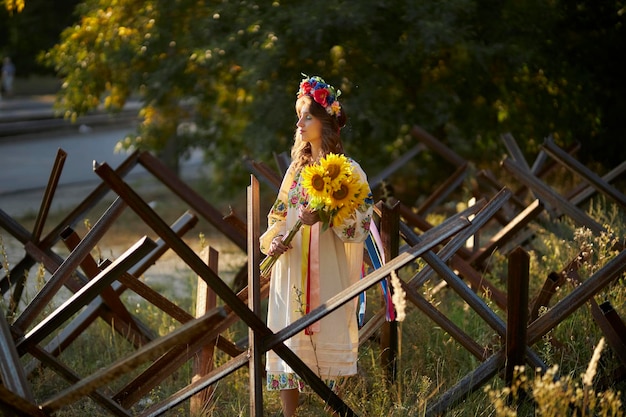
310, 145, 323, 163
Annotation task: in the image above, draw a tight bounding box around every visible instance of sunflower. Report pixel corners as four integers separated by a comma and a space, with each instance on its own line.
320, 153, 352, 192
301, 163, 329, 202
327, 175, 363, 212
355, 182, 371, 208
300, 152, 369, 230
331, 204, 352, 226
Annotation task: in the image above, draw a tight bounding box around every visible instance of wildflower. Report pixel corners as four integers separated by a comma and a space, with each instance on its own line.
390, 270, 406, 322
582, 338, 605, 387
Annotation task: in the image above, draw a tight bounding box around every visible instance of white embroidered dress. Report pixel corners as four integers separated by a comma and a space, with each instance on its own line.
260, 159, 373, 390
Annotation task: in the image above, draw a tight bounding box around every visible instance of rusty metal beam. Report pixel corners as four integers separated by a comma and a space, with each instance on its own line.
27, 287, 151, 369
137, 151, 247, 250
114, 276, 262, 408
113, 257, 258, 409
410, 125, 466, 167
0, 310, 33, 402
417, 163, 468, 216
247, 175, 263, 416
369, 143, 426, 189
501, 133, 531, 172
542, 136, 626, 210
597, 302, 626, 367
27, 345, 131, 416
502, 156, 605, 235
16, 236, 157, 355
398, 188, 552, 375
137, 352, 250, 417
40, 308, 228, 413
61, 228, 140, 334
38, 150, 141, 251
32, 149, 67, 243
566, 160, 626, 205
469, 199, 544, 266
0, 384, 47, 417
528, 249, 626, 344
406, 189, 510, 308
529, 251, 588, 322
401, 278, 487, 360
13, 197, 127, 332
425, 350, 505, 417
0, 207, 31, 246
505, 248, 530, 384
243, 156, 282, 192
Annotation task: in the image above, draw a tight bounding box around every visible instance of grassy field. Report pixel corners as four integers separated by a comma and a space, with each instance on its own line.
1, 166, 625, 416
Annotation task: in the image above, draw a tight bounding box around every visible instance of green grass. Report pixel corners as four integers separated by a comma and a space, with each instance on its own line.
2, 175, 625, 416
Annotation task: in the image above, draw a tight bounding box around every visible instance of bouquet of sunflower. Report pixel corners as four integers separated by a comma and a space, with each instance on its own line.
260, 153, 370, 277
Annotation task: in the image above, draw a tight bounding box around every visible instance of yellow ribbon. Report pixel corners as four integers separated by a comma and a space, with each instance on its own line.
301, 224, 310, 311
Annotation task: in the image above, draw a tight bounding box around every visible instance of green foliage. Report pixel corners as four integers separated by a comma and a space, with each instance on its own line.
0, 0, 80, 74
2, 0, 25, 14
36, 0, 626, 200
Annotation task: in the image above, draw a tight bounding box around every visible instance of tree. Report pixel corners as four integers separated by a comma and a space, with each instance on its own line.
3, 0, 24, 13
1, 0, 82, 75
42, 0, 626, 201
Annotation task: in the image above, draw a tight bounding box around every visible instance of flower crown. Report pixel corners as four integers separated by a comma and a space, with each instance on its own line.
297, 74, 342, 117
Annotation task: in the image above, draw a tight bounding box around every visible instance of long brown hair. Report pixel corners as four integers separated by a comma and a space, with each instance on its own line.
291, 95, 347, 170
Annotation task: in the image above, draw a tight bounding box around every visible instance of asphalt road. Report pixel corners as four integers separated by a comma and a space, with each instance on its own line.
0, 125, 135, 195
0, 98, 205, 217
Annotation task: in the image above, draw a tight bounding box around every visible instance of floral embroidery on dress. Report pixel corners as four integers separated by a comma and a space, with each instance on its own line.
266, 372, 305, 391
361, 215, 372, 232
266, 372, 343, 393
287, 170, 309, 209
267, 200, 287, 230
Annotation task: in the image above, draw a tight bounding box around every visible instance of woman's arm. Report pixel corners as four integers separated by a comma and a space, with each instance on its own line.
331, 162, 374, 243
259, 164, 296, 254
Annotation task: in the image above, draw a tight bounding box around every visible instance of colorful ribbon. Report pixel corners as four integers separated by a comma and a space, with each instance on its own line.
361, 220, 395, 326
302, 220, 394, 333
301, 224, 310, 317
306, 223, 321, 334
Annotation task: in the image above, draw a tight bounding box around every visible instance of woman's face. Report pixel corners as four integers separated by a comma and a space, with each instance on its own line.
296, 102, 322, 146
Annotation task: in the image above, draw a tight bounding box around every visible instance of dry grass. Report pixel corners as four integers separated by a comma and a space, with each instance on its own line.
2, 173, 625, 416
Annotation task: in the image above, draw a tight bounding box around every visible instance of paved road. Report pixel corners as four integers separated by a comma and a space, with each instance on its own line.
0, 97, 205, 217
0, 94, 56, 120
0, 125, 135, 194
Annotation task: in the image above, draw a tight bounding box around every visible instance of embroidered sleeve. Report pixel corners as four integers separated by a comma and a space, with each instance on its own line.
331, 161, 373, 243
260, 164, 296, 254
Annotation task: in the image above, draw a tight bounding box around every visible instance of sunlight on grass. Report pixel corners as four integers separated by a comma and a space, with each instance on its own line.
1, 185, 624, 415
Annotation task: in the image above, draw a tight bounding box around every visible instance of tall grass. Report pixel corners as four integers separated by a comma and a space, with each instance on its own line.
1, 192, 625, 416
487, 340, 623, 417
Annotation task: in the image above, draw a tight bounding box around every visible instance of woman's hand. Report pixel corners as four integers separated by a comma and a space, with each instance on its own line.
268, 234, 291, 256
298, 206, 320, 226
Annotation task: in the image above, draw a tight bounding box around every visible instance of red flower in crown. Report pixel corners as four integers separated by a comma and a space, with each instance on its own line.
299, 80, 313, 96
313, 88, 329, 108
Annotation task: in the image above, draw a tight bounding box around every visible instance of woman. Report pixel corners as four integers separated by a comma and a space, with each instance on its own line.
260, 75, 373, 416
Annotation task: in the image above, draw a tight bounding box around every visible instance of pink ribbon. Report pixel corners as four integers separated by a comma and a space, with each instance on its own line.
306, 222, 321, 334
